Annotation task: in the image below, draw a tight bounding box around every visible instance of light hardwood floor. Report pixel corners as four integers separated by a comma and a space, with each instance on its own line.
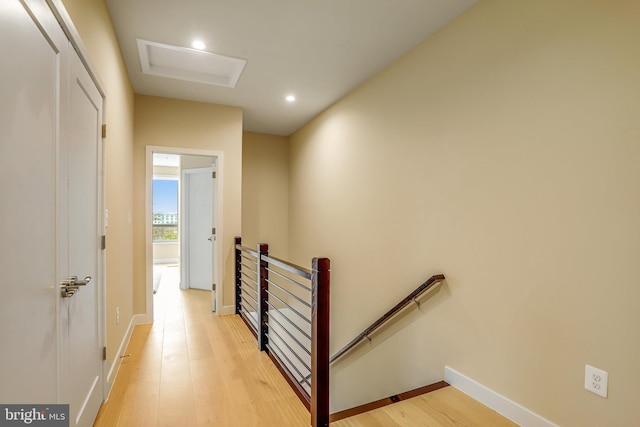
94, 267, 309, 426
96, 268, 516, 426
331, 386, 518, 427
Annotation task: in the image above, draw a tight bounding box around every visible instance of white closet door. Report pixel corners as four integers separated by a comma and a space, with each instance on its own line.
0, 0, 68, 404
60, 46, 104, 427
0, 3, 105, 425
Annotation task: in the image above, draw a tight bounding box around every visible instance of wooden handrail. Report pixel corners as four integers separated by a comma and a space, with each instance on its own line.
330, 274, 445, 364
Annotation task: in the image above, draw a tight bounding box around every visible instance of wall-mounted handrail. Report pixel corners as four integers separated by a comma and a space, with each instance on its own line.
330, 274, 445, 364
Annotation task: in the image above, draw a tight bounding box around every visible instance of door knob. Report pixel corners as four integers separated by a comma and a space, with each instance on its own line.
60, 276, 92, 298
74, 276, 92, 286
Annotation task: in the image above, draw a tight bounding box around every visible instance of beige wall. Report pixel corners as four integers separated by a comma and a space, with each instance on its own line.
289, 0, 640, 425
134, 95, 242, 311
153, 243, 179, 262
242, 131, 290, 258
62, 0, 135, 364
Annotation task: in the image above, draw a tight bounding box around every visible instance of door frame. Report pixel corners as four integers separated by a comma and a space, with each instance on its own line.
145, 146, 224, 321
97, 112, 108, 405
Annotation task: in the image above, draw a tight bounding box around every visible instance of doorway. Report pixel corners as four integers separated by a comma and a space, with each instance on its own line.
151, 153, 180, 295
146, 147, 223, 321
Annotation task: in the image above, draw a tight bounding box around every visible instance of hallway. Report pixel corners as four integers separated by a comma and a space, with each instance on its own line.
94, 275, 309, 426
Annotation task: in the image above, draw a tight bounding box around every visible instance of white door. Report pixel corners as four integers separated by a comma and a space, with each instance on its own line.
60, 47, 104, 427
185, 168, 213, 292
0, 0, 66, 404
0, 2, 104, 424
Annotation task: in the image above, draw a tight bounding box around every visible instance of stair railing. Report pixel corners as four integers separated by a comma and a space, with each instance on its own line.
235, 237, 330, 427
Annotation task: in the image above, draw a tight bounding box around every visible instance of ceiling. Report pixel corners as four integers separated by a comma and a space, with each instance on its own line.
106, 0, 477, 136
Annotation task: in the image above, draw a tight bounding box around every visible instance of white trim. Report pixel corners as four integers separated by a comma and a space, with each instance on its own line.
146, 149, 154, 322
104, 314, 146, 401
98, 102, 107, 402
180, 169, 189, 290
444, 366, 558, 427
145, 146, 224, 322
47, 0, 106, 97
153, 258, 179, 264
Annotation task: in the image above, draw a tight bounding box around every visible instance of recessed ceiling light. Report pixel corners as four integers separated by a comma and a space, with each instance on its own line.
285, 95, 296, 102
192, 40, 206, 50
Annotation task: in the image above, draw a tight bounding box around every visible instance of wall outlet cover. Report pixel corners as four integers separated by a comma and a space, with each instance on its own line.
585, 364, 608, 398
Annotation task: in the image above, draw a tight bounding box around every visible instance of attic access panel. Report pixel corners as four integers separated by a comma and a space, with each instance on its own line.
137, 39, 247, 88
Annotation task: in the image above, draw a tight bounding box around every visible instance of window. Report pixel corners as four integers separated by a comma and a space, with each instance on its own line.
152, 179, 178, 241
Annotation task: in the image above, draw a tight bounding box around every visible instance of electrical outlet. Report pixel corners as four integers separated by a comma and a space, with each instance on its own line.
585, 365, 608, 398
116, 307, 120, 325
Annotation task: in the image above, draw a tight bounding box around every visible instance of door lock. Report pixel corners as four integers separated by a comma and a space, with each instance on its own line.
60, 276, 92, 298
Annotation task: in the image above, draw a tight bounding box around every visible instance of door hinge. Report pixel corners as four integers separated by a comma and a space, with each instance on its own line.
212, 171, 216, 179
101, 235, 106, 250
212, 227, 216, 235
102, 347, 107, 361
101, 124, 107, 139
212, 283, 216, 291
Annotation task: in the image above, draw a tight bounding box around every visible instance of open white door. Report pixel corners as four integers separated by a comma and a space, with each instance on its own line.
182, 166, 214, 297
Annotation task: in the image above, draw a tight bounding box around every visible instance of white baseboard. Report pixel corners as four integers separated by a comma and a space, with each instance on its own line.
444, 366, 558, 427
104, 314, 146, 401
153, 258, 179, 264
218, 304, 236, 315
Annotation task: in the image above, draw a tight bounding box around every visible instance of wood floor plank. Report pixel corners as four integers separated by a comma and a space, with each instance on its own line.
94, 270, 310, 427
331, 386, 518, 427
